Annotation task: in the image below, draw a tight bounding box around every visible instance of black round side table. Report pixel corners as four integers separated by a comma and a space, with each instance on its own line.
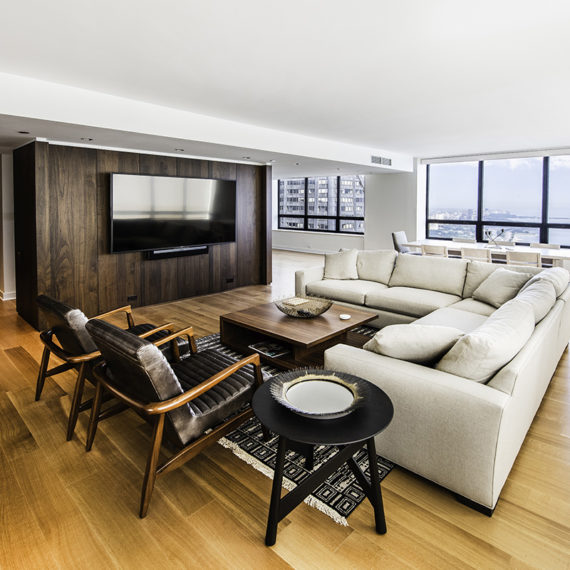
252, 371, 394, 546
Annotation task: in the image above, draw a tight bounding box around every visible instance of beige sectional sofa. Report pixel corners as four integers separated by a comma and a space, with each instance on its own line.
295, 249, 570, 513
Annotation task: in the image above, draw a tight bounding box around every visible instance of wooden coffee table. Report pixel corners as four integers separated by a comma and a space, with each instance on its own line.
220, 302, 376, 369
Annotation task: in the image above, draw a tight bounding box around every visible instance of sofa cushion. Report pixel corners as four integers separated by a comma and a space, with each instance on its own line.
448, 298, 496, 316
520, 266, 570, 298
365, 287, 461, 318
436, 298, 535, 383
515, 279, 557, 323
323, 249, 358, 280
472, 268, 533, 308
414, 307, 488, 333
388, 254, 468, 296
363, 324, 463, 363
306, 279, 387, 305
356, 250, 397, 284
462, 260, 541, 298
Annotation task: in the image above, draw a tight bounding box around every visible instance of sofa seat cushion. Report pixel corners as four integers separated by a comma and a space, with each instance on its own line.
365, 287, 461, 317
436, 298, 535, 383
448, 298, 496, 316
306, 279, 387, 305
363, 324, 463, 363
388, 254, 468, 296
414, 307, 488, 333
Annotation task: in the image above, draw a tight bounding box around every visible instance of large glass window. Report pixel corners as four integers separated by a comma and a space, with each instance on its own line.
426, 155, 570, 246
278, 175, 365, 234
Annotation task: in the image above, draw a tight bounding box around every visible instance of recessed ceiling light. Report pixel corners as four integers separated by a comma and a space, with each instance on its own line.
269, 159, 276, 163
175, 148, 184, 152
80, 137, 93, 142
242, 156, 251, 160
295, 162, 301, 166
18, 130, 30, 134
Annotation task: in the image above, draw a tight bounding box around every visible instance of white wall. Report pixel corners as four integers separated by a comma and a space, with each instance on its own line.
364, 161, 424, 250
0, 153, 16, 301
272, 230, 364, 254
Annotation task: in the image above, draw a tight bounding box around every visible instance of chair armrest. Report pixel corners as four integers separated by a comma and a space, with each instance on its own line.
39, 329, 100, 363
137, 323, 175, 339
92, 305, 135, 328
151, 326, 197, 360
93, 353, 262, 415
295, 266, 324, 296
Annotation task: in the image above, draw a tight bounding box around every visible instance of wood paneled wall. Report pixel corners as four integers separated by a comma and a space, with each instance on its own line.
13, 142, 272, 329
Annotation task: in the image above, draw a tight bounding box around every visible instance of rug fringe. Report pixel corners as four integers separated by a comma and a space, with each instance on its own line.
218, 436, 349, 526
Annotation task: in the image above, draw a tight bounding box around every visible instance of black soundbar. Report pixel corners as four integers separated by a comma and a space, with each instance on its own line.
144, 245, 209, 260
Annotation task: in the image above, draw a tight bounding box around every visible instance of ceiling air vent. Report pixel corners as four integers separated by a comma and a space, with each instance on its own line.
371, 155, 392, 166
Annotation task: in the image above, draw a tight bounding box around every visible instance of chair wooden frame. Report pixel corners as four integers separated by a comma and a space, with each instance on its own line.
86, 326, 265, 518
36, 303, 172, 441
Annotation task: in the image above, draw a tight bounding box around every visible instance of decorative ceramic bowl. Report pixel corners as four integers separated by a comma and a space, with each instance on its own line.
274, 296, 332, 318
269, 369, 368, 419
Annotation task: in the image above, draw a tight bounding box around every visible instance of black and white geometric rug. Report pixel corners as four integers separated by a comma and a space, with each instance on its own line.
196, 329, 394, 526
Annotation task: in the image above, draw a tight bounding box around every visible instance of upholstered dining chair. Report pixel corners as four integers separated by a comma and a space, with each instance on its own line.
35, 295, 177, 441
461, 247, 492, 262
421, 244, 448, 257
84, 319, 265, 518
506, 250, 541, 267
392, 231, 421, 255
452, 237, 476, 243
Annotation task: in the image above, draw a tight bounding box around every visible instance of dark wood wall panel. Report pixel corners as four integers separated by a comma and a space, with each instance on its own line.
48, 146, 99, 317
96, 150, 141, 313
13, 142, 272, 329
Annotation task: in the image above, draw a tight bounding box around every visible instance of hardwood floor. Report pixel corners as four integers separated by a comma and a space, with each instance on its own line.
1, 250, 569, 569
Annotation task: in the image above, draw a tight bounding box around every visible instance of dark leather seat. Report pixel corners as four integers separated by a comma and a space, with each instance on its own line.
84, 318, 264, 517
35, 294, 178, 440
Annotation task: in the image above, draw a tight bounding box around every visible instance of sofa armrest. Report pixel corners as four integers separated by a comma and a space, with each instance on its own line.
324, 343, 509, 508
295, 266, 325, 296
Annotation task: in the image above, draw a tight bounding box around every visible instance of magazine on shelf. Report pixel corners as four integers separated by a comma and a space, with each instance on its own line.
249, 341, 290, 358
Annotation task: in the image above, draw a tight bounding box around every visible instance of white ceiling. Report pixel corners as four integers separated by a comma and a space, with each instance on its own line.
1, 0, 570, 170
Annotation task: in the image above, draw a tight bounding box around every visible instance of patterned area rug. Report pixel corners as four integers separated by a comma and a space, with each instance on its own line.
196, 328, 394, 526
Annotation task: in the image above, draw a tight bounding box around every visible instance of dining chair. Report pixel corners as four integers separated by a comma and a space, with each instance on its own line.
493, 241, 515, 247
452, 238, 476, 243
506, 250, 541, 267
530, 243, 560, 249
391, 231, 421, 255
461, 247, 492, 262
36, 295, 178, 440
421, 244, 448, 257
85, 318, 265, 518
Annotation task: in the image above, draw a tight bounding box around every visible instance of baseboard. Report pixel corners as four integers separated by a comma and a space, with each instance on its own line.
0, 290, 16, 301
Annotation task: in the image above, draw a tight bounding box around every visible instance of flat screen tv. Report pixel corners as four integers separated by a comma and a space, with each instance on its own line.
110, 173, 236, 253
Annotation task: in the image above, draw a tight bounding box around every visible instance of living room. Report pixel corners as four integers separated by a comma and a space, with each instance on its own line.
0, 1, 569, 568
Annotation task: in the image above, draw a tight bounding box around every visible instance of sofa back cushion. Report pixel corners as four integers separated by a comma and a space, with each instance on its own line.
520, 266, 570, 298
388, 254, 468, 296
356, 250, 397, 284
324, 249, 358, 279
472, 268, 533, 308
463, 261, 542, 298
436, 298, 535, 383
515, 279, 557, 323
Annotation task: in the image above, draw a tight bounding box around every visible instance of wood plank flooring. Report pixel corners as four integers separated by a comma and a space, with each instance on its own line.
1, 250, 569, 569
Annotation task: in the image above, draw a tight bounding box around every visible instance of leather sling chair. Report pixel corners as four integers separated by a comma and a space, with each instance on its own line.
35, 294, 186, 441
84, 318, 265, 518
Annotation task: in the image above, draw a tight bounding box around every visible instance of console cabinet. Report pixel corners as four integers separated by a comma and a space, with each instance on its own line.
13, 142, 271, 329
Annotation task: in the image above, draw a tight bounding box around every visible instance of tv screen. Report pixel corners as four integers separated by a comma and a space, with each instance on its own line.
110, 173, 236, 253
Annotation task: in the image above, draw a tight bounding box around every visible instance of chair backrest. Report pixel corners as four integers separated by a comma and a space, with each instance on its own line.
506, 251, 541, 267
461, 247, 491, 262
86, 319, 193, 443
494, 241, 515, 247
531, 242, 561, 250
36, 294, 97, 355
421, 244, 448, 257
392, 231, 410, 253
452, 238, 476, 243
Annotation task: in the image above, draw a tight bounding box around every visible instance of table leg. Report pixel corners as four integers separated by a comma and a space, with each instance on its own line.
265, 435, 288, 546
367, 437, 387, 534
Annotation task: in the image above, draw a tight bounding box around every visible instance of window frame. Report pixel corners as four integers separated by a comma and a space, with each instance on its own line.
425, 156, 570, 246
278, 175, 365, 235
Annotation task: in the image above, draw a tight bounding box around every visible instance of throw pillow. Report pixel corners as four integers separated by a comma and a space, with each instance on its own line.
516, 279, 557, 324
363, 324, 463, 363
356, 250, 397, 284
472, 268, 533, 308
323, 249, 359, 280
520, 267, 570, 298
436, 298, 535, 383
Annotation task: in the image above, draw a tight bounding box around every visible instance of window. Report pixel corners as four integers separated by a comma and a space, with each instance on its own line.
278, 175, 365, 234
426, 155, 570, 246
